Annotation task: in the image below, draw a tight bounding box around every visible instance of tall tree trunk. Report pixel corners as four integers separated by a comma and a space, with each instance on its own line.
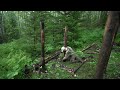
64, 26, 67, 56
99, 11, 107, 28
64, 26, 67, 47
53, 29, 55, 45
17, 11, 21, 38
95, 11, 120, 79
0, 11, 4, 43
34, 23, 37, 50
40, 20, 45, 70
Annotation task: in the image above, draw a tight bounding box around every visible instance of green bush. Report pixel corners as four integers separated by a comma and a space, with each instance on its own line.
0, 39, 33, 79
0, 50, 32, 79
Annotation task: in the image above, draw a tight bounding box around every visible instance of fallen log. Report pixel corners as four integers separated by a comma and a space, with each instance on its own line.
73, 60, 88, 74
38, 50, 61, 67
86, 52, 98, 54
82, 43, 96, 52
59, 59, 88, 74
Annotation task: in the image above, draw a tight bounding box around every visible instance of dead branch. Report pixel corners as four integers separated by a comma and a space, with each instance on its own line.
38, 50, 61, 67
73, 60, 88, 74
86, 52, 98, 54
59, 60, 88, 74
46, 50, 61, 61
82, 43, 96, 52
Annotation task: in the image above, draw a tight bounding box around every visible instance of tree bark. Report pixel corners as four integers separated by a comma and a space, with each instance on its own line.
0, 11, 4, 43
95, 11, 120, 79
64, 26, 67, 47
40, 20, 45, 70
64, 26, 67, 56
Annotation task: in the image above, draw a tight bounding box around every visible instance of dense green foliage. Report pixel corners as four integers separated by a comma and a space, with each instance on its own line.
0, 11, 120, 79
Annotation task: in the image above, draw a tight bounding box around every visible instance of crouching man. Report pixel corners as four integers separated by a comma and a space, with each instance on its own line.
60, 46, 84, 63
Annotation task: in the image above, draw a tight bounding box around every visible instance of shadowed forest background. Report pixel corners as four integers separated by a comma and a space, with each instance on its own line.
0, 11, 120, 79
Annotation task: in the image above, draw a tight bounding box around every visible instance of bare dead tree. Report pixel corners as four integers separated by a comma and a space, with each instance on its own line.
40, 19, 46, 71
64, 26, 67, 47
95, 11, 120, 79
64, 26, 67, 56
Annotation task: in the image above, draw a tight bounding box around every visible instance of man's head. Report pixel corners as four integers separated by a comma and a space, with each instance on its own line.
61, 46, 67, 53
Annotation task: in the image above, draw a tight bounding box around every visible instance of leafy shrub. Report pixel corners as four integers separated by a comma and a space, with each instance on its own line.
0, 50, 32, 79
0, 39, 33, 79
45, 44, 55, 54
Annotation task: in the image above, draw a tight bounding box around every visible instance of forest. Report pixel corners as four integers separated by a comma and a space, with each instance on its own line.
0, 11, 120, 79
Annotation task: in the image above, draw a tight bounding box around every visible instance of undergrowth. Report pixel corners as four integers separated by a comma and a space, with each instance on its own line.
0, 28, 120, 79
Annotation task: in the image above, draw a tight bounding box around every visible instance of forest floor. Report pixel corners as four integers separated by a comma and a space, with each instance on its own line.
30, 43, 120, 79
1, 28, 120, 79
26, 43, 98, 79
